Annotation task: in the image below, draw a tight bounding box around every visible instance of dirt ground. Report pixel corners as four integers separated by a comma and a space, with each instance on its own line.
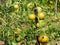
0, 41, 49, 45
0, 41, 4, 45
0, 40, 60, 45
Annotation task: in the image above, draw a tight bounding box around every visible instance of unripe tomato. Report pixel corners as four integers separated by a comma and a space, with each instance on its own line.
38, 12, 45, 19
14, 4, 19, 9
28, 14, 36, 20
36, 7, 42, 13
38, 35, 49, 43
50, 1, 53, 4
14, 32, 18, 34
36, 23, 40, 27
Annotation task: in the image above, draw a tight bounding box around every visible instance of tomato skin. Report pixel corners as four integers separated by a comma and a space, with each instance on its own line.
14, 4, 19, 9
49, 1, 53, 4
38, 35, 49, 43
36, 23, 40, 27
38, 12, 45, 19
28, 14, 36, 20
36, 7, 42, 13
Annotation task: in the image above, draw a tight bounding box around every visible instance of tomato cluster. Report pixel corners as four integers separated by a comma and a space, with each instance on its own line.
0, 0, 60, 45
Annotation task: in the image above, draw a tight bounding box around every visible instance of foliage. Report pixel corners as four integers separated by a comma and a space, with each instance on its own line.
0, 0, 60, 45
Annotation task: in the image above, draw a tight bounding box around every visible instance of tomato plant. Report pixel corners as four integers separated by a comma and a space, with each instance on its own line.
0, 0, 60, 45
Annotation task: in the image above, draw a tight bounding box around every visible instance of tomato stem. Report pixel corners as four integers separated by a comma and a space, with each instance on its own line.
34, 3, 40, 45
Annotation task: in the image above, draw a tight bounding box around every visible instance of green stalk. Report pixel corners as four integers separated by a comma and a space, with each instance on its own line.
55, 0, 57, 19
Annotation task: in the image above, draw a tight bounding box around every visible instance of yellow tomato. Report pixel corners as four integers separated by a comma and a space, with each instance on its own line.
50, 1, 53, 4
14, 32, 18, 34
36, 23, 40, 27
38, 35, 49, 43
38, 12, 45, 19
14, 4, 19, 9
28, 14, 36, 20
36, 7, 42, 13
